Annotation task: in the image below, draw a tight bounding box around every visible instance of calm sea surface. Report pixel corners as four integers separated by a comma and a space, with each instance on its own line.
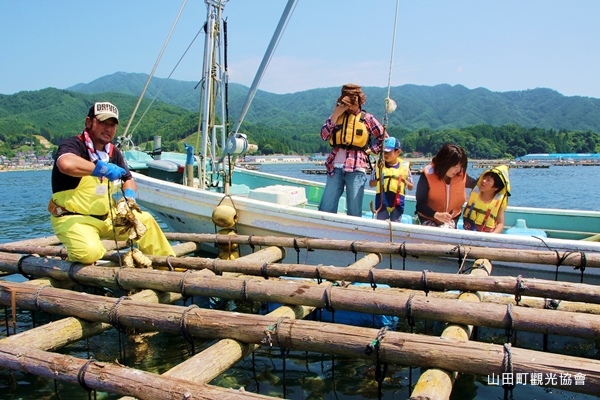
0, 166, 598, 399
0, 164, 598, 243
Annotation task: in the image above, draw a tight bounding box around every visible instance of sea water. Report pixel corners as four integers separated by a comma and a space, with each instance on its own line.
0, 168, 599, 399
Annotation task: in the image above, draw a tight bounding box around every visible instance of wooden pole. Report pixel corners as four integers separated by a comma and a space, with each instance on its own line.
0, 343, 276, 400
161, 233, 600, 268
410, 259, 492, 400
0, 282, 598, 396
2, 257, 600, 339
0, 287, 181, 351
1, 233, 598, 268
3, 250, 600, 306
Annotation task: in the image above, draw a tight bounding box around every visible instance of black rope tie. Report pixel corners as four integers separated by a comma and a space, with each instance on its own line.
446, 245, 465, 269
108, 296, 131, 333
260, 262, 269, 279
505, 303, 515, 345
315, 266, 322, 284
261, 316, 289, 348
542, 299, 560, 352
248, 235, 256, 253
165, 255, 174, 271
515, 275, 527, 305
17, 254, 35, 280
369, 269, 377, 290
365, 326, 389, 399
179, 270, 193, 298
421, 270, 430, 296
58, 247, 68, 260
77, 358, 96, 397
180, 304, 199, 355
398, 242, 407, 270
544, 298, 560, 310
350, 241, 358, 262
241, 279, 252, 303
577, 252, 587, 283
456, 245, 463, 268
114, 268, 127, 292
68, 262, 85, 287
502, 343, 514, 399
323, 284, 335, 322
211, 259, 220, 275
406, 293, 415, 331
292, 238, 301, 264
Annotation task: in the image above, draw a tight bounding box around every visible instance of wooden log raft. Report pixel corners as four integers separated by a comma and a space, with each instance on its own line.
3, 250, 600, 306
0, 233, 597, 269
0, 282, 598, 396
0, 285, 181, 351
2, 254, 600, 339
120, 253, 379, 399
163, 233, 600, 268
0, 343, 274, 400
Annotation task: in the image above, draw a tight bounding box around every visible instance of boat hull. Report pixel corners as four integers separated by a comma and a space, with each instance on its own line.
133, 169, 600, 271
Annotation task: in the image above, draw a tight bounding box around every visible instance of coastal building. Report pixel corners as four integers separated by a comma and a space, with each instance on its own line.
516, 153, 600, 162
243, 155, 306, 163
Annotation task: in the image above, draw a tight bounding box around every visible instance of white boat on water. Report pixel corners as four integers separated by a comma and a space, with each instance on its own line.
122, 0, 600, 263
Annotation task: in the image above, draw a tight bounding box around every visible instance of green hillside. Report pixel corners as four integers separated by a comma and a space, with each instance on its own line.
0, 73, 598, 158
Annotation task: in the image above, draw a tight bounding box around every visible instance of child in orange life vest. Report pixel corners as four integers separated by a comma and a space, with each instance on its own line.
462, 165, 510, 233
369, 137, 414, 221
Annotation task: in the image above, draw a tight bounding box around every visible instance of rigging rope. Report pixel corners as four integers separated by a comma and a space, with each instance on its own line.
122, 0, 189, 139
376, 0, 401, 227
383, 0, 400, 126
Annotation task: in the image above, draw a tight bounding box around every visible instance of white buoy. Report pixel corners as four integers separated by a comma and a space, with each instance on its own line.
385, 98, 397, 113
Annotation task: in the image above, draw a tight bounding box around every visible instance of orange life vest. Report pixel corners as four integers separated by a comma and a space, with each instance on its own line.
418, 164, 466, 223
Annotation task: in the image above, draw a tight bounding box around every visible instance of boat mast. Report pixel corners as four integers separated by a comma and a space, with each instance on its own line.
198, 0, 228, 189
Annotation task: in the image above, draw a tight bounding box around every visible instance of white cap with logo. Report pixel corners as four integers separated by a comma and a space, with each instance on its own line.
88, 102, 119, 122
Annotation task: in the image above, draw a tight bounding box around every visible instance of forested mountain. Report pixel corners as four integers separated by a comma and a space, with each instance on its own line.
1, 72, 599, 158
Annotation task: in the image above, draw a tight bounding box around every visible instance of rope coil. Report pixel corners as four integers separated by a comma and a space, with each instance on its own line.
77, 358, 96, 393
17, 254, 35, 280
502, 343, 515, 395
421, 270, 430, 296
515, 275, 527, 304
323, 283, 335, 312
405, 293, 415, 328
108, 296, 131, 333
178, 269, 193, 297
114, 268, 127, 292
369, 269, 377, 290
165, 255, 175, 271
505, 303, 515, 343
260, 262, 269, 279
33, 285, 51, 312
179, 304, 200, 346
240, 279, 251, 303
68, 263, 84, 286
261, 316, 289, 348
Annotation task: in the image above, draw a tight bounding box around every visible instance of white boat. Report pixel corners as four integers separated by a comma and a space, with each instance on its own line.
123, 0, 600, 265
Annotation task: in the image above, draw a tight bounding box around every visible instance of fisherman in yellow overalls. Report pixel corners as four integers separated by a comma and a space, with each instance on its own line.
48, 102, 175, 264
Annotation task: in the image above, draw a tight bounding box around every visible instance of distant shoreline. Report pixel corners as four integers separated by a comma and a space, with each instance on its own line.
0, 166, 52, 173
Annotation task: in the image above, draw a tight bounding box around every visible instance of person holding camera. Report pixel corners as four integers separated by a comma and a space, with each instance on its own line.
318, 84, 387, 217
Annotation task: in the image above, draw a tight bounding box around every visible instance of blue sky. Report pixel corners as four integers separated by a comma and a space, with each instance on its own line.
1, 0, 599, 98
